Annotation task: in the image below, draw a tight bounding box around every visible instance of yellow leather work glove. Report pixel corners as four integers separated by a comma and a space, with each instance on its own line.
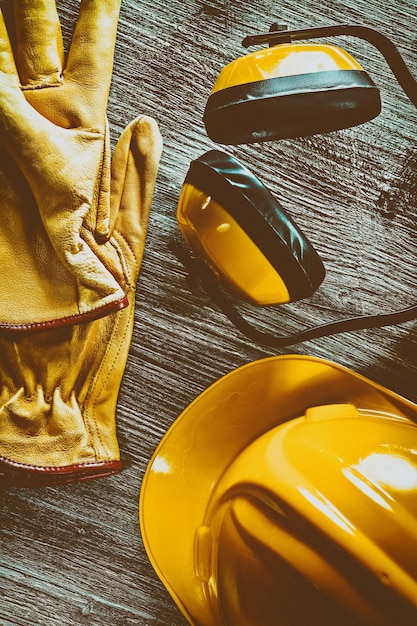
0, 0, 162, 486
0, 0, 161, 328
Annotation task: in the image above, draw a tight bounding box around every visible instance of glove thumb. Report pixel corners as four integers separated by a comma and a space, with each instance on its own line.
105, 115, 163, 278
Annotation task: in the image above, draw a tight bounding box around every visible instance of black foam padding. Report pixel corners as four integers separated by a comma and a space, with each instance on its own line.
203, 69, 381, 144
184, 150, 326, 301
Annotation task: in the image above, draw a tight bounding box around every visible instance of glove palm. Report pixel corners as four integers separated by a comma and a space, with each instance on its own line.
0, 0, 155, 328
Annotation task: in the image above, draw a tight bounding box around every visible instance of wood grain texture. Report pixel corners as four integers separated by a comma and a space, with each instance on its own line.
0, 0, 416, 624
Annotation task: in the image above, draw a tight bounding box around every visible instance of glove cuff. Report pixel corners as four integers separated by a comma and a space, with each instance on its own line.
0, 456, 122, 488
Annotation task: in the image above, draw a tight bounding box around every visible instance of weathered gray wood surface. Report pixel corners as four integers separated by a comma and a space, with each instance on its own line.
1, 0, 416, 624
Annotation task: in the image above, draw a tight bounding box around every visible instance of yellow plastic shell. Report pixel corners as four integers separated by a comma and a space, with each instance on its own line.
202, 406, 417, 624
211, 43, 364, 93
177, 182, 291, 305
140, 355, 417, 626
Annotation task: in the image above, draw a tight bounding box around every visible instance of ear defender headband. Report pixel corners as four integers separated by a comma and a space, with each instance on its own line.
171, 24, 417, 347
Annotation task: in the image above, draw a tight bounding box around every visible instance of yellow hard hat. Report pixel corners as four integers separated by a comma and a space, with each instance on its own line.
140, 355, 417, 625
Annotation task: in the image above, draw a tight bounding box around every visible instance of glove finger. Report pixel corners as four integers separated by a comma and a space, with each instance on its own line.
0, 10, 18, 78
108, 115, 162, 265
12, 0, 64, 86
66, 0, 121, 118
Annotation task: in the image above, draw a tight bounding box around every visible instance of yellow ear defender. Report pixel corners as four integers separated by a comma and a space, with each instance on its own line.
204, 23, 416, 144
176, 150, 325, 306
170, 24, 417, 347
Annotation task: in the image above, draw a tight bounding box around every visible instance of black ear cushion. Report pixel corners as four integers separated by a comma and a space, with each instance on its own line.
183, 150, 326, 301
203, 69, 381, 144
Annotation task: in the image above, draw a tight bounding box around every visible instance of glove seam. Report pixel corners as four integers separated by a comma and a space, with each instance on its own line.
112, 228, 137, 288
0, 453, 120, 472
20, 80, 63, 91
0, 296, 128, 331
83, 306, 129, 461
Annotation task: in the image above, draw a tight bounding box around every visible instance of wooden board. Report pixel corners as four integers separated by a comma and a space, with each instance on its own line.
0, 0, 416, 624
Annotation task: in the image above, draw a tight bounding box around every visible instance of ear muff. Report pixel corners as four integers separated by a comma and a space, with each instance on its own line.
173, 148, 417, 346
203, 42, 381, 145
176, 150, 325, 305
172, 25, 417, 347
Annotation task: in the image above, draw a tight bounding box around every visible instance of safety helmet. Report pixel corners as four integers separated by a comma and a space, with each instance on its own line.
140, 355, 417, 625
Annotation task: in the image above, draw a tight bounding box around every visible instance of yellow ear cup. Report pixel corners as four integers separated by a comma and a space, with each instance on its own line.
203, 42, 380, 144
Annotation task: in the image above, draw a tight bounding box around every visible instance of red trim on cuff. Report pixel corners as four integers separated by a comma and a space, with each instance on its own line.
0, 457, 123, 488
0, 296, 129, 333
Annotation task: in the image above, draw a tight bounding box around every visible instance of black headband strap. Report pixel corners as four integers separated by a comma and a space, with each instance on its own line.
170, 238, 417, 348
